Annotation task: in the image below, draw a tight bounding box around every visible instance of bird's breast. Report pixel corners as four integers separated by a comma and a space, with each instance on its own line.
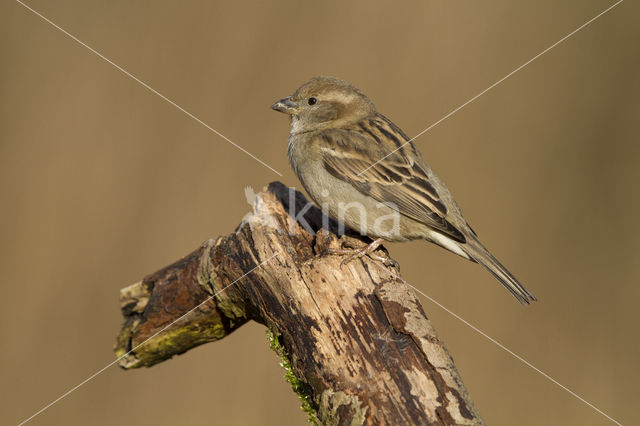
287, 133, 424, 242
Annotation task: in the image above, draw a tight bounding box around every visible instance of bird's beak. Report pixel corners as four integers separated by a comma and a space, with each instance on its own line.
271, 97, 300, 115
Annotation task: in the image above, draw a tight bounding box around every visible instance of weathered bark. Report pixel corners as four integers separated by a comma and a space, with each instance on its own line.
114, 182, 483, 425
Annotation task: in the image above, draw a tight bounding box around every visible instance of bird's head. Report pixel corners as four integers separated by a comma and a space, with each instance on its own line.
272, 76, 376, 134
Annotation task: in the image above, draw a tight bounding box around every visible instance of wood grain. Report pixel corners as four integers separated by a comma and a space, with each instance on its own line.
114, 182, 483, 425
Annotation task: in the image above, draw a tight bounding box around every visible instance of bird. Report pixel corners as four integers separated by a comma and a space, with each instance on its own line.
271, 76, 536, 304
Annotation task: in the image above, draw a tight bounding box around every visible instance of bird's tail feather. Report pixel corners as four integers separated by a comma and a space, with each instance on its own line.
462, 237, 537, 304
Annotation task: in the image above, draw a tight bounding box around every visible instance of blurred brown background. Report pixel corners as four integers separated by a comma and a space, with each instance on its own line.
1, 1, 638, 425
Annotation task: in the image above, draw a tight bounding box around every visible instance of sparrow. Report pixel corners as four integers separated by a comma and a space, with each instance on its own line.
272, 76, 536, 304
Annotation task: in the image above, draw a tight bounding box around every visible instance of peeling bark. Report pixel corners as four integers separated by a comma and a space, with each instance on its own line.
114, 182, 483, 425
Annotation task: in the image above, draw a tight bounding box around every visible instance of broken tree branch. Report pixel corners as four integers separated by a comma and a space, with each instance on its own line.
114, 182, 483, 425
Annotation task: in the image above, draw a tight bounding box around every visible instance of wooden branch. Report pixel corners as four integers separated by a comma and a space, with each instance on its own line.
114, 182, 483, 425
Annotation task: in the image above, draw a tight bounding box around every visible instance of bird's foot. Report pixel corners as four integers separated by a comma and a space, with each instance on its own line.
328, 237, 398, 268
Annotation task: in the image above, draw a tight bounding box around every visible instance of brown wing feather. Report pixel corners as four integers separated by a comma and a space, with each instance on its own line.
320, 120, 466, 243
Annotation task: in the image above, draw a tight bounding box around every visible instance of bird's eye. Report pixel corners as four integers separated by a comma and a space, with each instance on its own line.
308, 97, 317, 105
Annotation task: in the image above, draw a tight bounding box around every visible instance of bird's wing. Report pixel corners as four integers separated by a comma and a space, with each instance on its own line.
319, 116, 466, 243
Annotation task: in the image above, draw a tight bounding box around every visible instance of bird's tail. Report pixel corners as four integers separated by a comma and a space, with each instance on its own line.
462, 236, 537, 304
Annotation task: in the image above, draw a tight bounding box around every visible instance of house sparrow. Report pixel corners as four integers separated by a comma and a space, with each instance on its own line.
272, 76, 536, 304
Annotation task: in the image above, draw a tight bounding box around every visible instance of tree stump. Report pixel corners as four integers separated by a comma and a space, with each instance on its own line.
114, 182, 483, 425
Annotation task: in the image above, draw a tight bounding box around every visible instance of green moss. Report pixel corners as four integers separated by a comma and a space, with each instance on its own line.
267, 328, 319, 425
133, 322, 226, 366
116, 320, 227, 369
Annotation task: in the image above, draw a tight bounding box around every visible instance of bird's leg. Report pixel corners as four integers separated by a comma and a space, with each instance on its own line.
329, 238, 398, 268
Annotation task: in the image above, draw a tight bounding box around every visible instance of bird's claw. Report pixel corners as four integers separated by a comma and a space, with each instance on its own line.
370, 253, 399, 268
329, 238, 397, 269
